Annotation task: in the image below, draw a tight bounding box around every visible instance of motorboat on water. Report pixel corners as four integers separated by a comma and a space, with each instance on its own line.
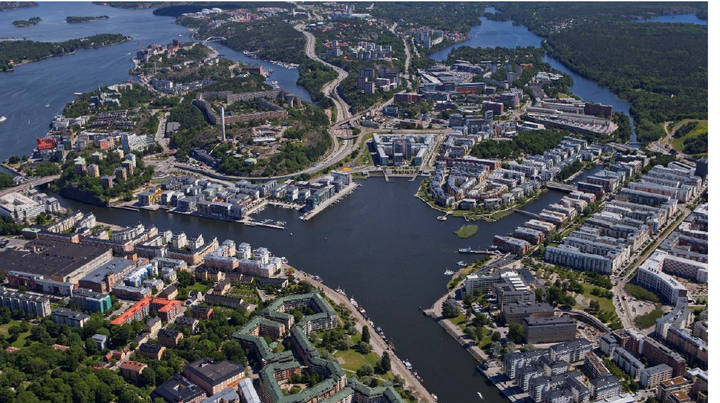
437, 215, 447, 221
477, 392, 484, 400
443, 270, 455, 276
456, 261, 467, 267
403, 360, 412, 370
0, 116, 6, 122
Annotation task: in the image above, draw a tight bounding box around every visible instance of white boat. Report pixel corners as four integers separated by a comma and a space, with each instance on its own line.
436, 215, 447, 221
477, 392, 483, 400
456, 261, 467, 267
350, 297, 358, 307
443, 270, 454, 276
0, 116, 6, 122
44, 103, 50, 107
403, 360, 412, 370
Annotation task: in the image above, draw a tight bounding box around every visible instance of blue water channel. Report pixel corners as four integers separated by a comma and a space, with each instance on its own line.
0, 2, 310, 161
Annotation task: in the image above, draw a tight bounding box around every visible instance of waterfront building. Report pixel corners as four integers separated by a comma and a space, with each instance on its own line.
493, 235, 531, 255
523, 316, 576, 344
504, 350, 549, 379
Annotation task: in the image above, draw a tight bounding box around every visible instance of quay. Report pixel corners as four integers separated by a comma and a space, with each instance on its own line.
300, 181, 359, 221
296, 269, 437, 403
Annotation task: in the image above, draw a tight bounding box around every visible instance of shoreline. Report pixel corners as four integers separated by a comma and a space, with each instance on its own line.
296, 269, 437, 403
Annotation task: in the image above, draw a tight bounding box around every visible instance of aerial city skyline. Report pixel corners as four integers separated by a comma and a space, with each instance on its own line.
0, 2, 710, 403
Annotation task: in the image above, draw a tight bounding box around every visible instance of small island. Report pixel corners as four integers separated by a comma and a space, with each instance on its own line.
12, 16, 41, 28
65, 15, 109, 24
0, 33, 129, 71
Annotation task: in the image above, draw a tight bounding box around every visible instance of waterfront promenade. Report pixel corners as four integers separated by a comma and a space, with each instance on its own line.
296, 270, 437, 403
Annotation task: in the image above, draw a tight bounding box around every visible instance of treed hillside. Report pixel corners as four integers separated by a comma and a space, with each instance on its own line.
545, 21, 707, 143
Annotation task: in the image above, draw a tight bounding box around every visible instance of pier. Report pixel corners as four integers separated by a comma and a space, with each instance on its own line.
300, 182, 360, 221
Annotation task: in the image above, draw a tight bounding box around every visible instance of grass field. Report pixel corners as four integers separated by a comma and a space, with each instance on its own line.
634, 305, 664, 329
0, 321, 33, 348
670, 119, 708, 156
577, 286, 615, 313
455, 225, 478, 239
334, 332, 380, 374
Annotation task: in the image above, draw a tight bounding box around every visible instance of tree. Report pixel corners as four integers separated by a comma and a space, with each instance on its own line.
508, 323, 525, 344
85, 337, 98, 355
140, 367, 156, 387
357, 364, 373, 377
358, 341, 371, 355
491, 331, 501, 342
442, 304, 461, 319
361, 325, 370, 343
380, 352, 392, 372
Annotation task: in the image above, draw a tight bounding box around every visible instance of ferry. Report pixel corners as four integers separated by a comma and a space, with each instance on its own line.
0, 116, 6, 122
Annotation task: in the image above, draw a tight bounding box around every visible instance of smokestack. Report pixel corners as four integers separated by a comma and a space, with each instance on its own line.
220, 106, 226, 142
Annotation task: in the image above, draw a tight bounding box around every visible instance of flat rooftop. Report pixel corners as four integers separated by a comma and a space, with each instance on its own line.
0, 239, 110, 280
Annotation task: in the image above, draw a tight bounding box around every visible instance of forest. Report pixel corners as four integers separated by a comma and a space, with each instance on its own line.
297, 58, 338, 109
366, 2, 488, 34
545, 21, 707, 144
0, 34, 129, 71
179, 15, 305, 65
470, 129, 570, 160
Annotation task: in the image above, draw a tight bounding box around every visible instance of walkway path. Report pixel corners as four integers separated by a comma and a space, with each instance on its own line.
297, 271, 436, 403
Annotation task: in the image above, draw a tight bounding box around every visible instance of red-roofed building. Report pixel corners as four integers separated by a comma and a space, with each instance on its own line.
110, 298, 183, 326
36, 137, 57, 150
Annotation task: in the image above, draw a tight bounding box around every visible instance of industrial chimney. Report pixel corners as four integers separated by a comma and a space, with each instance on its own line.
220, 106, 226, 142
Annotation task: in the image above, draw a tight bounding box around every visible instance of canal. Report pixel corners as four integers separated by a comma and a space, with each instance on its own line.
52, 177, 574, 403
2, 3, 611, 401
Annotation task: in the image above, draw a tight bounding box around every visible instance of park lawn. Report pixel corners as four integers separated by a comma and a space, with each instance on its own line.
581, 286, 615, 313
490, 209, 515, 220
0, 321, 34, 348
455, 225, 478, 239
335, 349, 380, 373
624, 284, 660, 303
478, 335, 493, 349
670, 120, 707, 153
185, 282, 212, 293
635, 305, 664, 329
448, 313, 468, 326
